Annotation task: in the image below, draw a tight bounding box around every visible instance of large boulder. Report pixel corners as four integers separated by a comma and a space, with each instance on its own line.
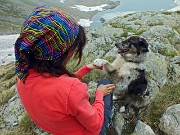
132, 120, 155, 135
159, 104, 180, 135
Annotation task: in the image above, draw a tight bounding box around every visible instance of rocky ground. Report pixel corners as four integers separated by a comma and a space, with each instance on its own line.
0, 0, 180, 134
0, 10, 180, 135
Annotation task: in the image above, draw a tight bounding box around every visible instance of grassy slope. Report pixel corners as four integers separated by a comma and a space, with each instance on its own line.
0, 63, 16, 106
141, 83, 180, 134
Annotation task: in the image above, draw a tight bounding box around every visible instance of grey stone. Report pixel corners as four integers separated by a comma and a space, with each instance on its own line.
159, 104, 180, 135
0, 93, 24, 128
133, 120, 155, 135
145, 52, 168, 87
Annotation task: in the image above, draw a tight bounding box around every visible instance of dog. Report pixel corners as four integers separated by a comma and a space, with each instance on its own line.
93, 36, 150, 134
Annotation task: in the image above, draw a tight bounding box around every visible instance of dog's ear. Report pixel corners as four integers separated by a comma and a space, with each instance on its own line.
139, 38, 149, 52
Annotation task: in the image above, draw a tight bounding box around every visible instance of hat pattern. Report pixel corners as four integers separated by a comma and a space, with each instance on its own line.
15, 5, 79, 80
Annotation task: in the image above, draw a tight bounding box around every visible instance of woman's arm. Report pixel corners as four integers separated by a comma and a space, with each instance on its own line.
67, 79, 104, 133
74, 63, 102, 78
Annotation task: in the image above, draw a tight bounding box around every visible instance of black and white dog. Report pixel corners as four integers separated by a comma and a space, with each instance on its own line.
94, 36, 150, 134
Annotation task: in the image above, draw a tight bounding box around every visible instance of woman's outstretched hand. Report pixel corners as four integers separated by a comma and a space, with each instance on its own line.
86, 63, 103, 70
97, 84, 115, 96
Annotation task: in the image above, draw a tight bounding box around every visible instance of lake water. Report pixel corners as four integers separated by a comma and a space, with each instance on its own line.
90, 0, 176, 28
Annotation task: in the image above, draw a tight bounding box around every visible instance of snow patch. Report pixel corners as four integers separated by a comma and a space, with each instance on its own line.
78, 19, 93, 27
71, 4, 108, 12
60, 0, 65, 3
168, 0, 180, 11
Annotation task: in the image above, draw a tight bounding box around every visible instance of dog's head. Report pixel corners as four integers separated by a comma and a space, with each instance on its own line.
115, 36, 149, 63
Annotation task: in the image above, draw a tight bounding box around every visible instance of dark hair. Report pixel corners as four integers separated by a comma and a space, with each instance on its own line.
29, 25, 86, 78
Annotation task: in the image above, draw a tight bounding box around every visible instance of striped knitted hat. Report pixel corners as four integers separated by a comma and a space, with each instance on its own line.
15, 5, 79, 80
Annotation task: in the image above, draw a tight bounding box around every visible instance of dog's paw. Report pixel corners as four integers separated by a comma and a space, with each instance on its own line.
93, 59, 108, 67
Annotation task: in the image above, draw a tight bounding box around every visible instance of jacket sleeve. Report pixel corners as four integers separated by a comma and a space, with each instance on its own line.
74, 65, 93, 78
67, 79, 104, 133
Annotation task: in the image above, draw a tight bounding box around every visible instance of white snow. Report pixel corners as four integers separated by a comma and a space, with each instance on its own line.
78, 19, 93, 27
0, 34, 19, 65
168, 0, 180, 11
60, 0, 65, 3
71, 4, 108, 12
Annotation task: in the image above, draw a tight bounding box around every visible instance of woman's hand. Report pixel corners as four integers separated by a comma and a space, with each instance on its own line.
86, 63, 103, 70
97, 84, 115, 96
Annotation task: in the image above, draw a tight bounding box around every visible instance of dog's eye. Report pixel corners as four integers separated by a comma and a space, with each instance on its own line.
128, 43, 132, 48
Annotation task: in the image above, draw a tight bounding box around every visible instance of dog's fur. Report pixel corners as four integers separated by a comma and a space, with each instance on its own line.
93, 36, 150, 134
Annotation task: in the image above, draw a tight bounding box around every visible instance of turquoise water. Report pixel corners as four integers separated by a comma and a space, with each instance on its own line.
91, 0, 175, 28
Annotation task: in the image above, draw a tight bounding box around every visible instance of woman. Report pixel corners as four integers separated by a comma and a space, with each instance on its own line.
15, 6, 115, 135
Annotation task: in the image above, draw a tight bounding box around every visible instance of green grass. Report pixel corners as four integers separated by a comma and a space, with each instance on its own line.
148, 22, 164, 26
0, 63, 17, 106
158, 47, 179, 58
175, 10, 180, 14
172, 25, 180, 34
135, 29, 146, 35
141, 83, 180, 134
121, 31, 128, 37
161, 11, 173, 15
67, 54, 108, 83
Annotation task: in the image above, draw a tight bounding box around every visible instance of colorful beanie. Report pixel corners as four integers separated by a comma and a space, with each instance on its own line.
15, 5, 80, 80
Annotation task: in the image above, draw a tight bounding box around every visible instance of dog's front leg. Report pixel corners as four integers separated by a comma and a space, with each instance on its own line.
93, 59, 116, 72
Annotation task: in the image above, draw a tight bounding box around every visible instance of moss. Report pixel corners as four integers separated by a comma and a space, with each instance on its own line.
105, 56, 116, 63
172, 25, 180, 34
0, 86, 16, 106
18, 113, 37, 134
135, 29, 146, 35
148, 22, 164, 26
134, 22, 141, 25
158, 47, 178, 58
121, 31, 128, 37
141, 83, 180, 134
0, 63, 17, 106
126, 26, 133, 31
123, 13, 133, 18
166, 33, 175, 39
110, 22, 123, 28
161, 11, 172, 15
175, 10, 180, 14
2, 68, 16, 81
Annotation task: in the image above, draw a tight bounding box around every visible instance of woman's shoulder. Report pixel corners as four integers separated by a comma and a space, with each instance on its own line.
57, 74, 85, 86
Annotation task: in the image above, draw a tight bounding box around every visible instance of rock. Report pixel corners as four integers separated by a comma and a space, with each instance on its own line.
159, 104, 180, 135
148, 41, 176, 56
170, 56, 180, 64
113, 112, 124, 135
145, 52, 168, 87
88, 81, 97, 94
146, 79, 159, 100
142, 26, 175, 39
104, 47, 117, 57
100, 18, 105, 23
93, 24, 124, 37
169, 56, 180, 83
132, 120, 155, 135
0, 93, 24, 128
119, 106, 125, 113
1, 10, 180, 135
87, 81, 97, 104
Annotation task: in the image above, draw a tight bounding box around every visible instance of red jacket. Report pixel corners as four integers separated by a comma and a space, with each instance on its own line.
17, 66, 104, 135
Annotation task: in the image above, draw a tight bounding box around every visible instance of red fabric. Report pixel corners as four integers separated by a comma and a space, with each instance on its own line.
17, 66, 104, 135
